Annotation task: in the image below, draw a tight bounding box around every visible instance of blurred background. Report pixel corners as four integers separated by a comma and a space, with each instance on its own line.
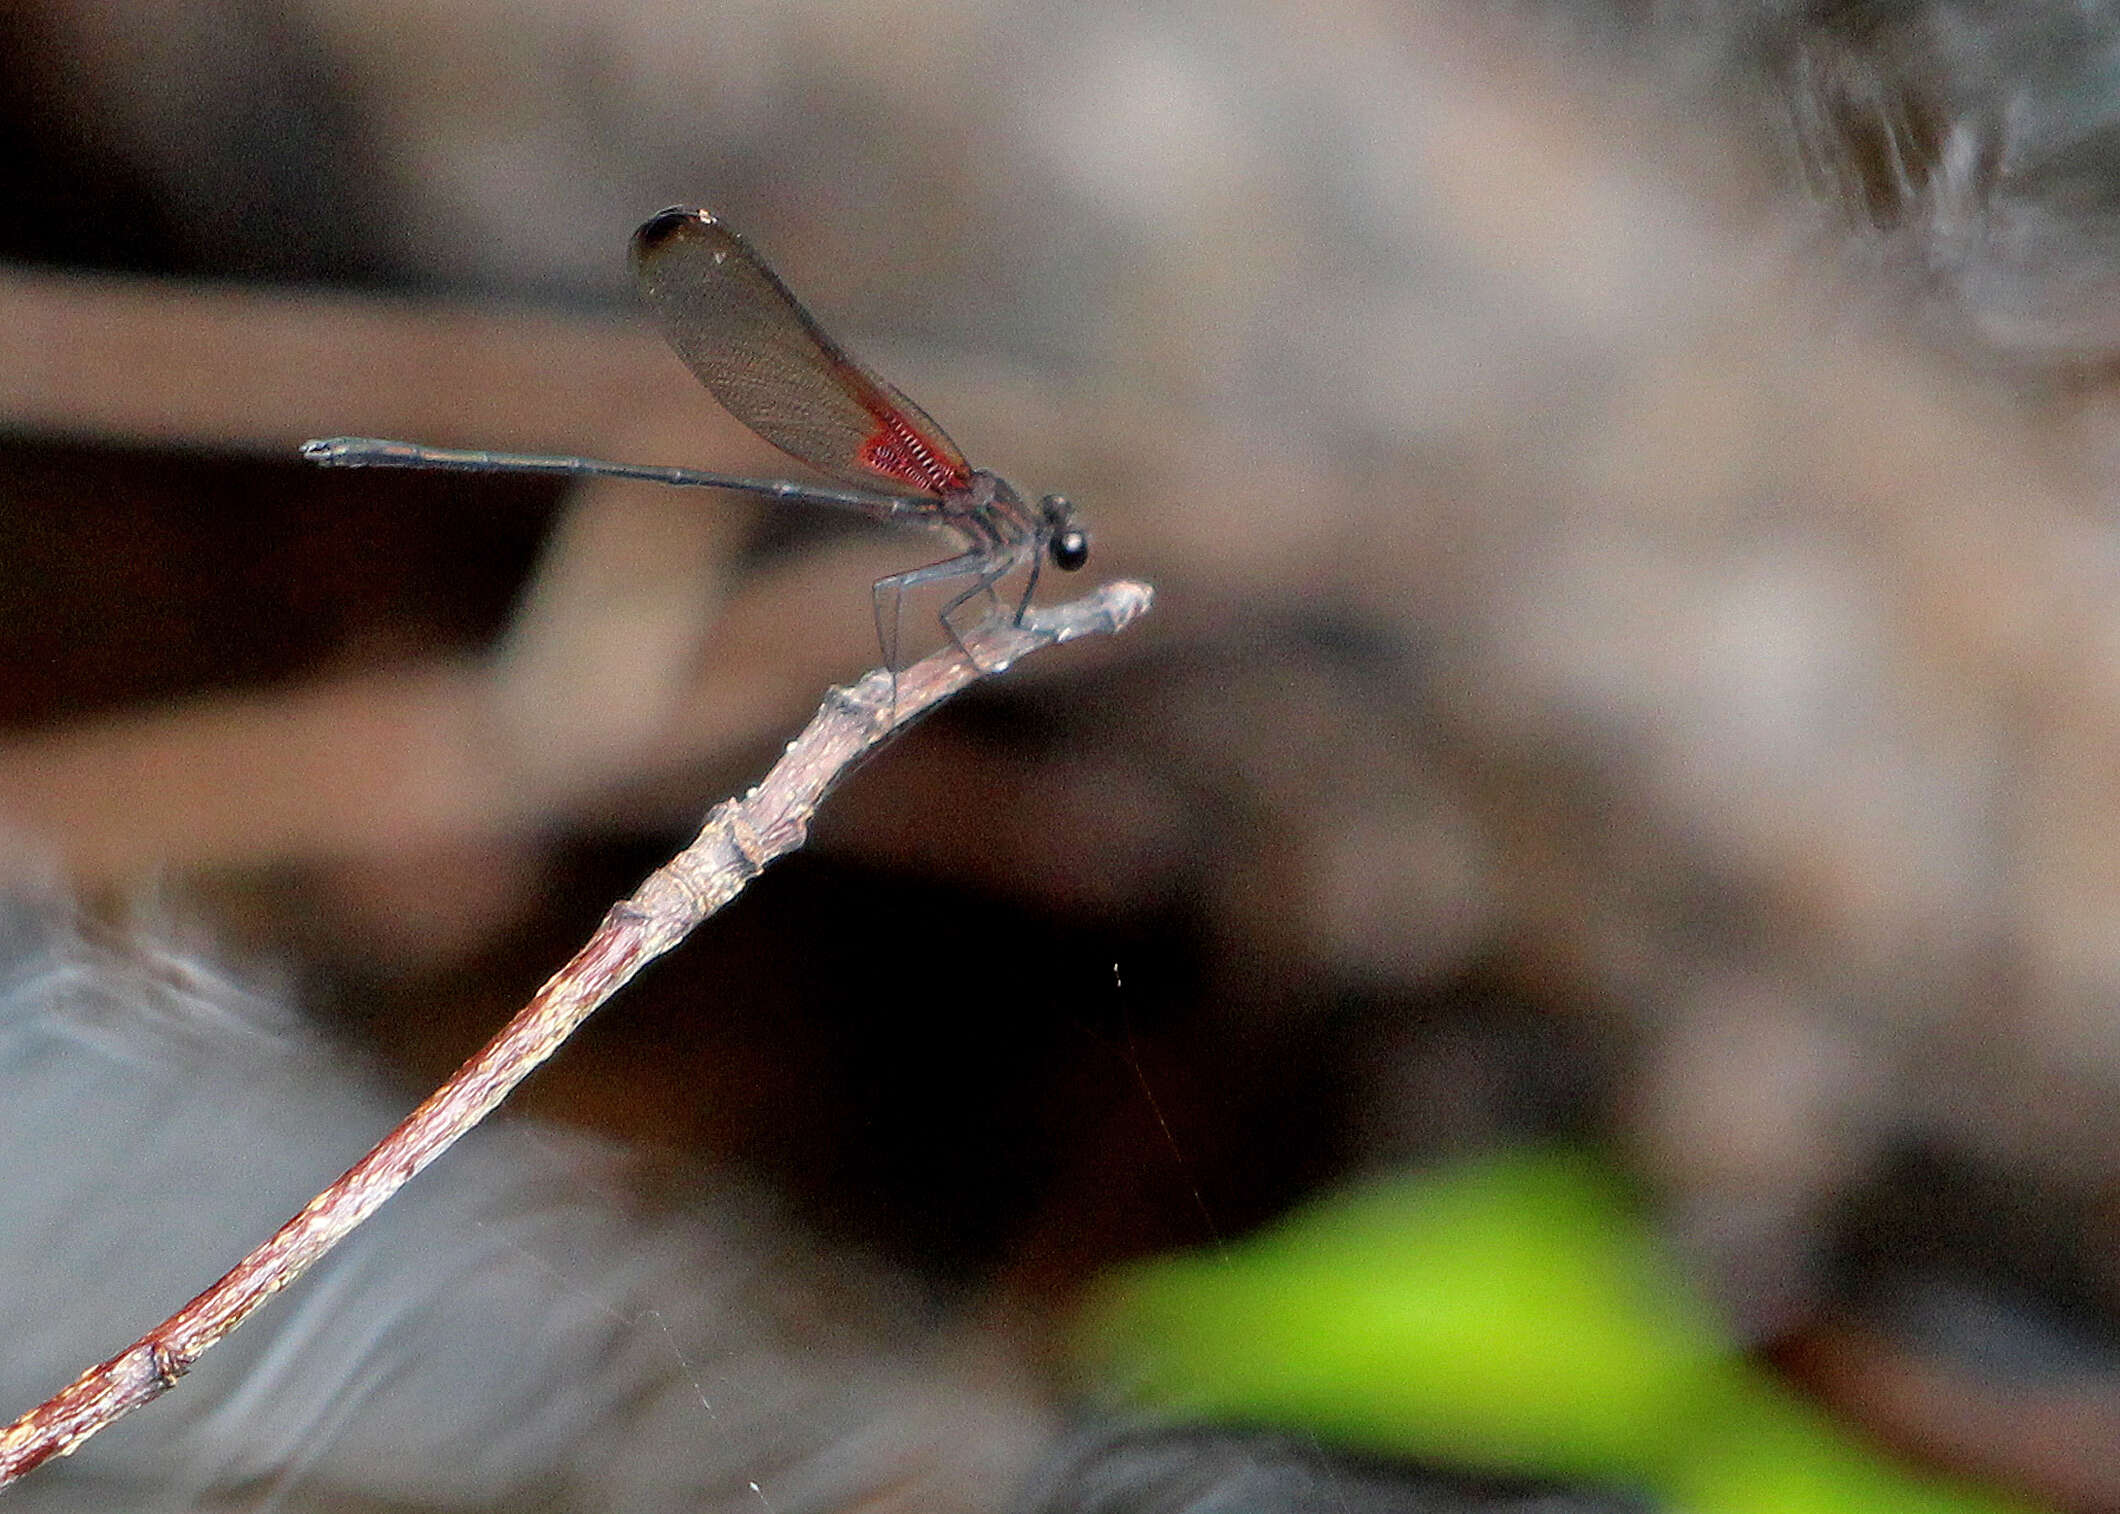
4, 0, 2120, 1509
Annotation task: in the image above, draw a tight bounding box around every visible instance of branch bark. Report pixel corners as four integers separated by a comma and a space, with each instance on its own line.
0, 577, 1152, 1490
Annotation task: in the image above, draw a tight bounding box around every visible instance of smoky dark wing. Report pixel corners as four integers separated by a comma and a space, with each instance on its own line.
631, 208, 971, 498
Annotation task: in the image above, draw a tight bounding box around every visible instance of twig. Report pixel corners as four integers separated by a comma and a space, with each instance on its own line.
0, 578, 1152, 1491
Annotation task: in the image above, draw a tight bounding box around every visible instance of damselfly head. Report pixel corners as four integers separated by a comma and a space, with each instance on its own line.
1042, 495, 1090, 572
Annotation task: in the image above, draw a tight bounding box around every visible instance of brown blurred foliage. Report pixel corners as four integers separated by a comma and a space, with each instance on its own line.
5, 0, 2120, 1509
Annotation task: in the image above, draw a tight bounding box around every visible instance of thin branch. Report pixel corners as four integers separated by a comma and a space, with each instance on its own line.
0, 577, 1153, 1491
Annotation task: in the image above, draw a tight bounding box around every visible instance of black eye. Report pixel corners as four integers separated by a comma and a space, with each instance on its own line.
1050, 529, 1090, 571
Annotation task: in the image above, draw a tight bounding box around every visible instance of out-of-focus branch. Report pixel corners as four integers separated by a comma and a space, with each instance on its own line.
0, 262, 675, 455
0, 538, 954, 877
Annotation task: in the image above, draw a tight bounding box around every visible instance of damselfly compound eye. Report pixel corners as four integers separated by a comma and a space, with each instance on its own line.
1040, 495, 1089, 571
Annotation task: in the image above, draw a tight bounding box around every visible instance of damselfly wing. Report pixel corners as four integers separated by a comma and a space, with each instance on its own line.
630, 209, 974, 502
